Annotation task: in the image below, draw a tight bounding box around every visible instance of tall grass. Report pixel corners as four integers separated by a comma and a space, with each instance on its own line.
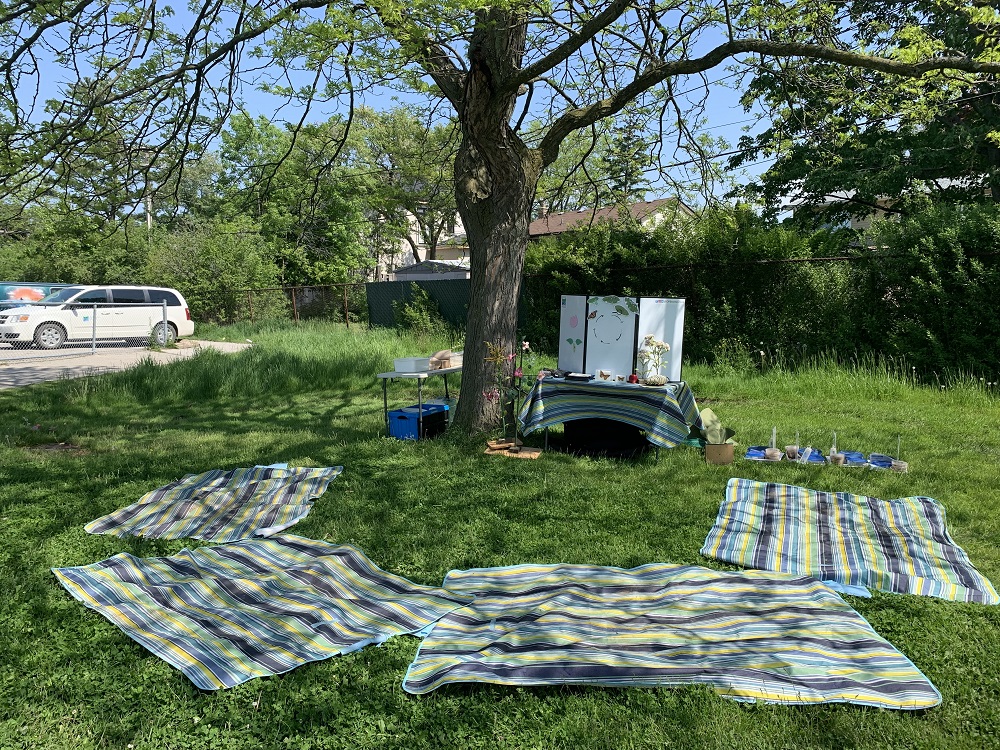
62, 322, 460, 406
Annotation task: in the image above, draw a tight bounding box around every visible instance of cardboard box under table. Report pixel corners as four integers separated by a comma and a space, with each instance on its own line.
388, 404, 449, 440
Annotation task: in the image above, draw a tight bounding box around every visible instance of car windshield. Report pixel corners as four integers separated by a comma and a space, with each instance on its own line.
39, 287, 84, 304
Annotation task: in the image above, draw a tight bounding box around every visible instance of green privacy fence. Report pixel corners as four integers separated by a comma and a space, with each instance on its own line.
365, 280, 471, 329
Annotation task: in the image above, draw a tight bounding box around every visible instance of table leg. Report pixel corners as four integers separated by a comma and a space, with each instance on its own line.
443, 374, 450, 400
544, 426, 549, 451
418, 379, 424, 439
382, 378, 390, 437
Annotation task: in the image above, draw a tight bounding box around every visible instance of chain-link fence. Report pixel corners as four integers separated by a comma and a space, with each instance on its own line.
192, 284, 369, 326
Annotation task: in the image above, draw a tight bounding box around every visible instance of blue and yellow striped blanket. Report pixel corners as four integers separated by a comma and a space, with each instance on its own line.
402, 563, 941, 709
701, 478, 998, 603
53, 535, 471, 690
85, 465, 342, 542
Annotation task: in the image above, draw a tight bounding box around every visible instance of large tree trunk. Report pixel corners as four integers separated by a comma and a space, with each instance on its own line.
451, 143, 539, 433
449, 10, 538, 434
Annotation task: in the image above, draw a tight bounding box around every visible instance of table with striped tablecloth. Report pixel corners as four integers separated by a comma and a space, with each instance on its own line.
517, 378, 701, 448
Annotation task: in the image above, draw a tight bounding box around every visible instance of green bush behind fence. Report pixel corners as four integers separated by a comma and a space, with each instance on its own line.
519, 205, 1000, 378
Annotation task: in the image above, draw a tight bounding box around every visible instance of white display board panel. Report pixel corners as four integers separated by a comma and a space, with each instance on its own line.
637, 297, 685, 382
558, 294, 686, 381
557, 295, 587, 372
582, 295, 638, 380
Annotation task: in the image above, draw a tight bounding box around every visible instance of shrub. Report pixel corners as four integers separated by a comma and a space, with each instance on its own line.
860, 204, 1000, 376
393, 283, 452, 337
144, 216, 288, 323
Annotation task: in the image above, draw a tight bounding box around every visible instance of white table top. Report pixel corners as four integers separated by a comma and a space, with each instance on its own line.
377, 365, 463, 379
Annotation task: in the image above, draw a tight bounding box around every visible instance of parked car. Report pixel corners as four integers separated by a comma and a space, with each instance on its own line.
0, 285, 194, 349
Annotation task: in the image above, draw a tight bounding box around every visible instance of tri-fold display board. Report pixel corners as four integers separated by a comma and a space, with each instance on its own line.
557, 295, 685, 382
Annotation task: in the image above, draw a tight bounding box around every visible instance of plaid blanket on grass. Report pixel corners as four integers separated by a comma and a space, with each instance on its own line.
85, 465, 342, 541
402, 563, 941, 709
701, 478, 998, 604
53, 535, 471, 690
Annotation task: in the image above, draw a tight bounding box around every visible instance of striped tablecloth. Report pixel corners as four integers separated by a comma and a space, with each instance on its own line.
701, 478, 999, 603
517, 379, 701, 448
402, 562, 941, 709
85, 465, 342, 542
53, 536, 471, 690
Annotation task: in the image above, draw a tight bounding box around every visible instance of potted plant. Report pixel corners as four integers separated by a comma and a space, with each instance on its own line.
688, 408, 737, 464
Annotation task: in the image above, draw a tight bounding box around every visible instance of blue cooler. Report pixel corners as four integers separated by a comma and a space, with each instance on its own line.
388, 403, 449, 440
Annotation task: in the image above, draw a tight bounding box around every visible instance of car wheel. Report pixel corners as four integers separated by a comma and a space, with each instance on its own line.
151, 322, 178, 346
34, 323, 67, 350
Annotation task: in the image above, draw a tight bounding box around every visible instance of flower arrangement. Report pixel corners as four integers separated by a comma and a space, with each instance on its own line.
484, 340, 536, 440
637, 334, 670, 379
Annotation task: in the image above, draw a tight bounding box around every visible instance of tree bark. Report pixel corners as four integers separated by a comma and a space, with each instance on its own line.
449, 9, 540, 433
451, 142, 540, 432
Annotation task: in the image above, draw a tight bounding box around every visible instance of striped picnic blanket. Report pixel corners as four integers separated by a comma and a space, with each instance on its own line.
701, 478, 999, 604
85, 465, 342, 541
402, 563, 940, 709
53, 536, 471, 690
517, 379, 701, 448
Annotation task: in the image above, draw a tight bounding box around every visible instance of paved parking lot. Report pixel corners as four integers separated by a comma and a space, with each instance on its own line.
0, 340, 252, 389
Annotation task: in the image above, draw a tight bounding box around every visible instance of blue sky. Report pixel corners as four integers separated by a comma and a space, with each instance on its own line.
23, 11, 773, 207
229, 71, 772, 206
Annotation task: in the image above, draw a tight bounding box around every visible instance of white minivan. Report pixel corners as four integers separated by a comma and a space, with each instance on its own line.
0, 285, 195, 349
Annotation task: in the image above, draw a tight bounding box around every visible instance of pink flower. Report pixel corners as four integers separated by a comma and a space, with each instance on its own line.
513, 367, 523, 378
483, 388, 501, 402
521, 340, 530, 351
507, 352, 516, 361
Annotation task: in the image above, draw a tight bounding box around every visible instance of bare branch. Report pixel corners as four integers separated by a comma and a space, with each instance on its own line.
501, 0, 632, 97
538, 38, 1000, 166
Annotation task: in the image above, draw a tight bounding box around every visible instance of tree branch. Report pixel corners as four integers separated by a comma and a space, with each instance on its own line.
368, 8, 465, 109
538, 39, 1000, 166
500, 0, 632, 98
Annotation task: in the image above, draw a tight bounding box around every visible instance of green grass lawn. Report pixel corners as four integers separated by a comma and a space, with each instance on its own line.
2, 322, 999, 750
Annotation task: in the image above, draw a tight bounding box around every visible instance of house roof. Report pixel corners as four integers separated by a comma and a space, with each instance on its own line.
528, 198, 694, 238
393, 259, 470, 275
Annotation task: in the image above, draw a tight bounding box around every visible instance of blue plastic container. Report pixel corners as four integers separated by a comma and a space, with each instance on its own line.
388, 403, 449, 440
